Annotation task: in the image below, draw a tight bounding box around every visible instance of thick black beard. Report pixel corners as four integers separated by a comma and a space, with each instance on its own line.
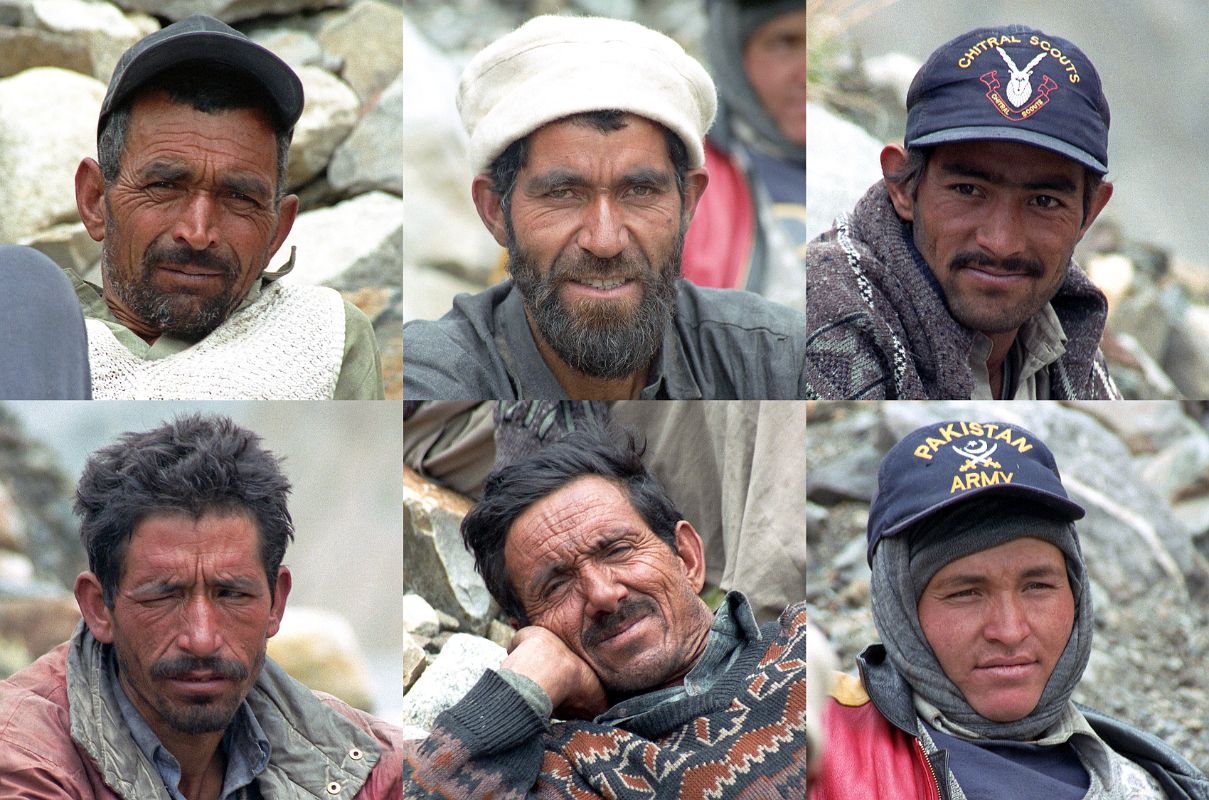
507, 226, 682, 380
102, 228, 246, 342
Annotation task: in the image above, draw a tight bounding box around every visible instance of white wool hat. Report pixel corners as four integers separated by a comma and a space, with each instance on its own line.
457, 15, 717, 175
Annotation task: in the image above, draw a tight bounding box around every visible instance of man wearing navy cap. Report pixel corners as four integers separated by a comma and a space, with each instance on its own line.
811, 420, 1209, 799
66, 16, 382, 399
806, 26, 1120, 401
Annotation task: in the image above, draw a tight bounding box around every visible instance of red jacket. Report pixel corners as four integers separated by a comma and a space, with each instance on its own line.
809, 673, 942, 800
0, 631, 403, 799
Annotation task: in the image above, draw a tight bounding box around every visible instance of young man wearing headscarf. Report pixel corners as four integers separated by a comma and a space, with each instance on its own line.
812, 420, 1209, 799
682, 0, 805, 311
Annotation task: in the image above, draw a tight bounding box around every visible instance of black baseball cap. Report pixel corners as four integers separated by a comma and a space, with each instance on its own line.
98, 14, 304, 137
865, 420, 1085, 565
904, 25, 1110, 174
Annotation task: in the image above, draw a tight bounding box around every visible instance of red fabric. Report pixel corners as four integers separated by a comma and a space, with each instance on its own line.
681, 138, 755, 290
809, 696, 941, 800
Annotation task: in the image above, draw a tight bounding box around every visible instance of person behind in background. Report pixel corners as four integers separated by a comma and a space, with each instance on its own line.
681, 0, 806, 311
69, 15, 382, 399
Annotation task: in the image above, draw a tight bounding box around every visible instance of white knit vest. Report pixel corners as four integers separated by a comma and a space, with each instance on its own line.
87, 281, 346, 399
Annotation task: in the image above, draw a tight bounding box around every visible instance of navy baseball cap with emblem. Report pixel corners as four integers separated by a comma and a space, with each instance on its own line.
98, 14, 304, 138
904, 24, 1110, 174
866, 420, 1085, 565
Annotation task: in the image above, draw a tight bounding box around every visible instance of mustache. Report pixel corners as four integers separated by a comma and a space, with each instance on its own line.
949, 250, 1044, 278
150, 655, 250, 682
143, 240, 238, 277
581, 597, 658, 649
548, 251, 649, 285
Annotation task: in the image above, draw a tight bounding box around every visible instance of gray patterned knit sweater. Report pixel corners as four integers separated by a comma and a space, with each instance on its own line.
805, 181, 1119, 400
403, 603, 807, 799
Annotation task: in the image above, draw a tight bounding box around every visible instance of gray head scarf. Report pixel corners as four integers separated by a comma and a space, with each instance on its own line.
705, 0, 804, 164
870, 499, 1094, 740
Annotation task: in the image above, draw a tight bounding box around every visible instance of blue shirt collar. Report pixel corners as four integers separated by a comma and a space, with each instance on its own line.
107, 650, 271, 800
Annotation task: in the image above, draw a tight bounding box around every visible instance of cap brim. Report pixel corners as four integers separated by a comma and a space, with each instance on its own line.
880, 484, 1086, 541
910, 126, 1107, 174
101, 30, 303, 131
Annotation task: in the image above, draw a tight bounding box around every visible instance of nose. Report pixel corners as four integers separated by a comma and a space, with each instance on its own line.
974, 199, 1027, 261
172, 191, 219, 252
177, 595, 222, 657
983, 595, 1031, 645
580, 563, 628, 617
576, 194, 629, 259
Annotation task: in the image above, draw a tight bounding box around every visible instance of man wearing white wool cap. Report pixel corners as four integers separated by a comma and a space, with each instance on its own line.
403, 15, 807, 400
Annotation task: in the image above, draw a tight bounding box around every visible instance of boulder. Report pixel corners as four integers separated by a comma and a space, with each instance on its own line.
402, 262, 488, 324
267, 606, 374, 712
19, 0, 154, 81
1163, 304, 1209, 400
402, 592, 440, 638
111, 0, 344, 24
0, 482, 25, 552
401, 629, 427, 692
1086, 253, 1171, 363
0, 27, 91, 78
403, 468, 497, 632
399, 633, 505, 730
287, 65, 359, 189
248, 27, 333, 72
805, 102, 883, 242
17, 222, 102, 277
0, 67, 105, 243
316, 0, 403, 101
327, 69, 402, 197
400, 19, 500, 285
278, 191, 401, 288
0, 595, 79, 661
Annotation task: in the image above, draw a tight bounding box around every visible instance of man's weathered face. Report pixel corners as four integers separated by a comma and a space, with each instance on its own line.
743, 9, 807, 147
504, 115, 690, 379
917, 536, 1075, 722
97, 91, 291, 340
901, 140, 1098, 337
503, 476, 708, 694
99, 511, 287, 737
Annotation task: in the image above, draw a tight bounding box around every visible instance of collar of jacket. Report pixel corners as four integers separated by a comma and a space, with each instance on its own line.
65, 623, 382, 799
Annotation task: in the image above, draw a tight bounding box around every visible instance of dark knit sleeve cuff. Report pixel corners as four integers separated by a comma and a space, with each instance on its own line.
442, 669, 550, 757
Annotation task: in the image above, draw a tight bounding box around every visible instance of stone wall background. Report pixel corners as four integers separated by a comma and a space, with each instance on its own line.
0, 400, 405, 721
807, 400, 1209, 768
0, 0, 403, 396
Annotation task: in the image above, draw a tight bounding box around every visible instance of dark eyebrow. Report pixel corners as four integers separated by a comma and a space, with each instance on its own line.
139, 161, 193, 183
939, 161, 1077, 194
220, 174, 271, 201
524, 169, 588, 195
525, 528, 635, 597
622, 168, 673, 189
933, 563, 1065, 591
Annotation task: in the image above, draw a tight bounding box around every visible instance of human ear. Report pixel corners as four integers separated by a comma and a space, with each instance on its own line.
74, 572, 114, 644
672, 521, 706, 593
75, 158, 108, 242
266, 566, 292, 638
472, 175, 509, 247
880, 144, 916, 222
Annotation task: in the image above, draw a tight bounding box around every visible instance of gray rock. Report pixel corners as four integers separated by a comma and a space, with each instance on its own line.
288, 65, 359, 189
403, 468, 497, 632
435, 609, 460, 631
327, 70, 402, 197
1086, 253, 1171, 363
278, 191, 402, 288
805, 102, 883, 241
400, 18, 499, 287
316, 0, 403, 101
1163, 304, 1209, 400
402, 629, 427, 692
402, 263, 486, 324
399, 633, 505, 730
401, 592, 439, 638
1075, 400, 1196, 454
1141, 432, 1209, 507
0, 27, 91, 78
267, 606, 374, 711
20, 0, 152, 81
0, 67, 105, 243
805, 442, 880, 505
486, 619, 515, 650
248, 28, 332, 71
17, 222, 102, 277
111, 0, 345, 24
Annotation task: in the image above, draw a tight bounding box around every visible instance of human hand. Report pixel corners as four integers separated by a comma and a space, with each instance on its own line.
502, 625, 607, 720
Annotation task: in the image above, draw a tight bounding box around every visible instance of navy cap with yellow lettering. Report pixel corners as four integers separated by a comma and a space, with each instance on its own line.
904, 25, 1110, 174
865, 420, 1085, 565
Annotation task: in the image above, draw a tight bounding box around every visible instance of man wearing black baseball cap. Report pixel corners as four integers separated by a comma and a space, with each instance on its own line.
806, 26, 1120, 401
65, 15, 383, 399
811, 420, 1209, 799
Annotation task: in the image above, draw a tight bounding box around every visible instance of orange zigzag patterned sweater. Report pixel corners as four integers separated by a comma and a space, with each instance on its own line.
404, 602, 807, 799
